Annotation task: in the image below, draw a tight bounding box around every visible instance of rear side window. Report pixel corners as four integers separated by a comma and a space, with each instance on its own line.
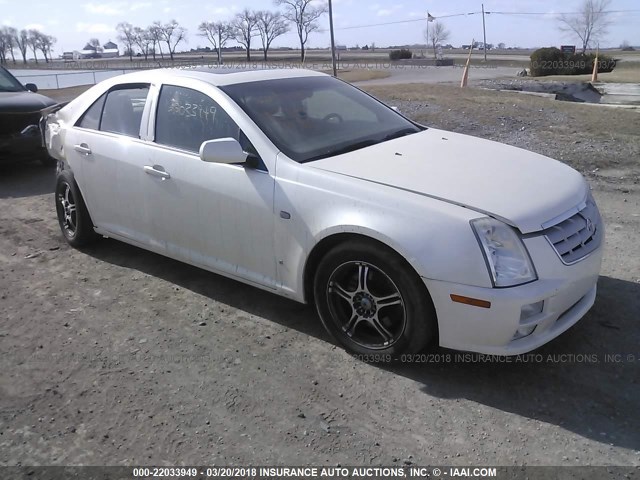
100, 85, 150, 137
155, 85, 240, 153
76, 93, 107, 130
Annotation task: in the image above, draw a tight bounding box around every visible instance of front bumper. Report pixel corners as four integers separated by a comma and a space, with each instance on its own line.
0, 125, 46, 161
425, 233, 604, 356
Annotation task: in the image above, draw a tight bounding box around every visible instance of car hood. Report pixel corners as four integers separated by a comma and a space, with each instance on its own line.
309, 128, 587, 234
0, 91, 56, 113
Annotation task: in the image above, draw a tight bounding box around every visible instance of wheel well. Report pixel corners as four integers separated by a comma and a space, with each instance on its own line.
303, 232, 440, 346
303, 233, 416, 304
56, 168, 96, 230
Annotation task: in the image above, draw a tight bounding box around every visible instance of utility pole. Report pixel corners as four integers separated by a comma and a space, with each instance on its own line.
328, 0, 337, 77
482, 3, 488, 62
426, 12, 429, 58
426, 12, 434, 58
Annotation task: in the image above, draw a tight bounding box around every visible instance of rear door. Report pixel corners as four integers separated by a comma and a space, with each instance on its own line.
67, 83, 155, 245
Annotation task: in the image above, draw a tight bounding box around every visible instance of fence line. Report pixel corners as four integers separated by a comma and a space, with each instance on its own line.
13, 69, 130, 90
11, 59, 208, 90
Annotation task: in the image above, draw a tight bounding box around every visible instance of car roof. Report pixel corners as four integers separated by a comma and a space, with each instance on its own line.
111, 67, 327, 87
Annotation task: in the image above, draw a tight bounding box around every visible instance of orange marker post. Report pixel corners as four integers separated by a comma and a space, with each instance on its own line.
591, 46, 599, 83
461, 40, 474, 88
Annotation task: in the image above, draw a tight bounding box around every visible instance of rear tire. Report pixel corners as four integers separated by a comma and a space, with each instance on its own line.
313, 239, 437, 357
55, 170, 98, 248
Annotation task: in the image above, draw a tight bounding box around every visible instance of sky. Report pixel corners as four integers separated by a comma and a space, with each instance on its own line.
1, 0, 639, 56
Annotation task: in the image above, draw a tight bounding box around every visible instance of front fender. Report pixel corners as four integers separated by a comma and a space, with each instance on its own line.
273, 155, 492, 303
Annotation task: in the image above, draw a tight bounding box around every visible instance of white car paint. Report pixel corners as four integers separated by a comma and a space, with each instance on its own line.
45, 68, 604, 355
309, 129, 587, 234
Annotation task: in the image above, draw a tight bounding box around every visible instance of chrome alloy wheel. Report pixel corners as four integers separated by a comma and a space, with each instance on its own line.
327, 261, 407, 349
57, 182, 77, 236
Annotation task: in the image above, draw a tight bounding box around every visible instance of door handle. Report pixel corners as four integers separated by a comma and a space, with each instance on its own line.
74, 143, 92, 155
144, 165, 171, 180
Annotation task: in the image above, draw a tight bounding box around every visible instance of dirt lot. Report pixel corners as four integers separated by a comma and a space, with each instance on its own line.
1, 84, 639, 467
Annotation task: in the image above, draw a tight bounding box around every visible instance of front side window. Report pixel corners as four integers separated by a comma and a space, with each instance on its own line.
155, 85, 240, 153
100, 85, 150, 137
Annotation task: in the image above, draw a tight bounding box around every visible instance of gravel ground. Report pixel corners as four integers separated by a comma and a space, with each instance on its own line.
1, 84, 639, 468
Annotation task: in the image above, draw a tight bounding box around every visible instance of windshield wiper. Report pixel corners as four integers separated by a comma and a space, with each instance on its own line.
303, 127, 422, 163
382, 127, 420, 142
305, 139, 380, 162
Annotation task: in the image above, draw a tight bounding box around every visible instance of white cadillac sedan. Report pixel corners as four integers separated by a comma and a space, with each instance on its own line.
44, 67, 603, 357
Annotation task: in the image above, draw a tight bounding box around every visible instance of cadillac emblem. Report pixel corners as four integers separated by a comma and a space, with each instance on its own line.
586, 217, 595, 234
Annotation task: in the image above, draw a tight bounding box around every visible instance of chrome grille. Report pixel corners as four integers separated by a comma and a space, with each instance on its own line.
542, 197, 602, 264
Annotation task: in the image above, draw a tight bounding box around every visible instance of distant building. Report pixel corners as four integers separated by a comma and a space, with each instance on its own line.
77, 43, 100, 59
73, 41, 119, 59
102, 41, 119, 58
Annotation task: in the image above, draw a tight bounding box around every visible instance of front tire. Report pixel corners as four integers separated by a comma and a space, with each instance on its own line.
313, 239, 437, 356
55, 171, 98, 247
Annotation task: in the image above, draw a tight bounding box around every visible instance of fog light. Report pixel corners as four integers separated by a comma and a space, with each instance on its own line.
513, 325, 537, 341
520, 300, 544, 322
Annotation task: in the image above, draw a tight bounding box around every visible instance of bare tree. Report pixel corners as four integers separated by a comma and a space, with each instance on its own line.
148, 22, 164, 60
0, 28, 12, 64
275, 0, 326, 63
232, 9, 259, 62
160, 20, 187, 61
198, 21, 233, 65
133, 27, 152, 60
117, 22, 137, 61
256, 11, 289, 61
89, 38, 101, 49
3, 27, 18, 63
424, 21, 450, 60
559, 0, 612, 53
15, 29, 29, 64
27, 30, 42, 63
38, 34, 56, 63
0, 30, 8, 65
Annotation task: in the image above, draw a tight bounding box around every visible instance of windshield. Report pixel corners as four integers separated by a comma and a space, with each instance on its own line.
0, 67, 26, 93
220, 76, 424, 163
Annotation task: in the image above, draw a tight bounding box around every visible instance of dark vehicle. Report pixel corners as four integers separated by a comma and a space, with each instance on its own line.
0, 66, 57, 166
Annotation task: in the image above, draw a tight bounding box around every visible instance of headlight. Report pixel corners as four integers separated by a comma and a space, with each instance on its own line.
471, 217, 537, 287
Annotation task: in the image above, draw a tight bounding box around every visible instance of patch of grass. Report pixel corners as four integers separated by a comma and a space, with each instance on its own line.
529, 60, 640, 84
365, 83, 639, 133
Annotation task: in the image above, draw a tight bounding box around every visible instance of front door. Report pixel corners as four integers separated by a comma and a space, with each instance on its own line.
144, 84, 277, 288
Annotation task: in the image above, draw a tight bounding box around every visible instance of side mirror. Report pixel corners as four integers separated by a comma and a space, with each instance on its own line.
199, 138, 247, 165
25, 83, 38, 93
